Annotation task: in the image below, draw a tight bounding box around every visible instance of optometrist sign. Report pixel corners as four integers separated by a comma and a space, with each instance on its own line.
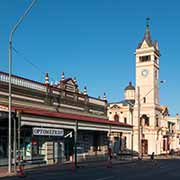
33, 127, 64, 137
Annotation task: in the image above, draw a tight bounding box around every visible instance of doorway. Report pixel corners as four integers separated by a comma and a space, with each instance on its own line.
54, 142, 64, 163
141, 139, 148, 155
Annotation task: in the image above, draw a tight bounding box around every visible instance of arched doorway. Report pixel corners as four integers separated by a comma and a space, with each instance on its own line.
140, 114, 149, 155
141, 139, 148, 155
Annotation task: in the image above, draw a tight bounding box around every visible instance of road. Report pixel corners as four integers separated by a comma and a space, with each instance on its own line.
1, 159, 180, 180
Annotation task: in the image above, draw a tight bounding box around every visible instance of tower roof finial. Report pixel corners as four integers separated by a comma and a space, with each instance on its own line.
61, 72, 65, 81
103, 92, 107, 101
146, 17, 150, 28
45, 72, 49, 86
73, 77, 77, 84
141, 17, 152, 46
83, 86, 87, 95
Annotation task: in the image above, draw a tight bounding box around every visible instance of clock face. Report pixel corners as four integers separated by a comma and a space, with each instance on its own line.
141, 69, 149, 77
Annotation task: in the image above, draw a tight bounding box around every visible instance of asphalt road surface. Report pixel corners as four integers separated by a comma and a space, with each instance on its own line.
1, 159, 180, 180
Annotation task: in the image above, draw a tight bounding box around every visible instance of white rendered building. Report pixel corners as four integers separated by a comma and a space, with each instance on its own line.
108, 20, 180, 155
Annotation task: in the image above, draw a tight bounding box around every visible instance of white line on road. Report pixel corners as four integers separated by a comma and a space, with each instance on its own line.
95, 176, 114, 180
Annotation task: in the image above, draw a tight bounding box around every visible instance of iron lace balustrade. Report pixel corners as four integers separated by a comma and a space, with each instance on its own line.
0, 72, 46, 92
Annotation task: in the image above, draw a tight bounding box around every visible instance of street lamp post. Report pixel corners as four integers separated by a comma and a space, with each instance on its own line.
8, 0, 37, 173
74, 120, 78, 168
137, 86, 141, 159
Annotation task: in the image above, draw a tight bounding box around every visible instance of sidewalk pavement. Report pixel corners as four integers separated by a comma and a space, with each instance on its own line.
2, 155, 178, 178
0, 158, 136, 178
0, 167, 16, 178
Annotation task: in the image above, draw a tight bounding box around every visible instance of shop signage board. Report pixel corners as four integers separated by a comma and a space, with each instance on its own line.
33, 127, 64, 136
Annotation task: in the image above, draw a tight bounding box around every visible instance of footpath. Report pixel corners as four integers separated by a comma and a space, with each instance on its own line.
0, 167, 14, 178
1, 155, 179, 178
0, 158, 136, 178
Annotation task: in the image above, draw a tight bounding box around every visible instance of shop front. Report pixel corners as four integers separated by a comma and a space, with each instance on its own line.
0, 111, 15, 166
0, 119, 8, 166
19, 109, 113, 164
0, 109, 132, 167
20, 127, 109, 164
20, 126, 67, 165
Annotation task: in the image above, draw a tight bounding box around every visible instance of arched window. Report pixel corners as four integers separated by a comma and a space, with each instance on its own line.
114, 114, 119, 122
144, 117, 149, 126
141, 114, 149, 126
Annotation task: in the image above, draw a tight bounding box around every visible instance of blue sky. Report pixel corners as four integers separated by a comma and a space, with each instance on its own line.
0, 0, 180, 115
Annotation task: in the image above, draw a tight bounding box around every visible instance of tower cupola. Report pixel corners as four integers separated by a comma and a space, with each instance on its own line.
124, 82, 135, 100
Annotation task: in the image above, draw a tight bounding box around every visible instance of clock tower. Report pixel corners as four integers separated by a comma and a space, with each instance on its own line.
135, 18, 160, 108
134, 18, 161, 155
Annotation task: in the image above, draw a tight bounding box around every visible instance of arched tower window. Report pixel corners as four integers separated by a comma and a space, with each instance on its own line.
141, 114, 150, 126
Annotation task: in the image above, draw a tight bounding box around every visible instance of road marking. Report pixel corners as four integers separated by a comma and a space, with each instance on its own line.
95, 176, 114, 180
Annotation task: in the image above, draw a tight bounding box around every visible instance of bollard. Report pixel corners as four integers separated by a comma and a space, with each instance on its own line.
17, 164, 25, 178
16, 156, 25, 178
71, 155, 75, 173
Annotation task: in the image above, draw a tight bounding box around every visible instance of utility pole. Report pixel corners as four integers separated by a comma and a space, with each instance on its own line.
8, 37, 12, 173
8, 0, 37, 173
137, 86, 141, 159
13, 117, 16, 172
74, 120, 78, 168
17, 112, 21, 169
130, 107, 134, 157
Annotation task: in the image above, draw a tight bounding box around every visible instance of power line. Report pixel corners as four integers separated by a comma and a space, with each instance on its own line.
12, 46, 56, 82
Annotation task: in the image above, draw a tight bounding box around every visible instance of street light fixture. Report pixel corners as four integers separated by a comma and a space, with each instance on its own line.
8, 0, 37, 173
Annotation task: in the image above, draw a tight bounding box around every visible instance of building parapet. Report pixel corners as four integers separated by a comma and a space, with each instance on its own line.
0, 71, 107, 117
0, 71, 46, 92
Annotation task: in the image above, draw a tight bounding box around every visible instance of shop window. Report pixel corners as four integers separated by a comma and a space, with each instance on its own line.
32, 138, 45, 157
0, 127, 8, 160
32, 140, 39, 157
114, 114, 119, 122
93, 132, 100, 152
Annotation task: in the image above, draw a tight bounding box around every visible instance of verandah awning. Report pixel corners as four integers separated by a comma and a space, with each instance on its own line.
0, 104, 133, 133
